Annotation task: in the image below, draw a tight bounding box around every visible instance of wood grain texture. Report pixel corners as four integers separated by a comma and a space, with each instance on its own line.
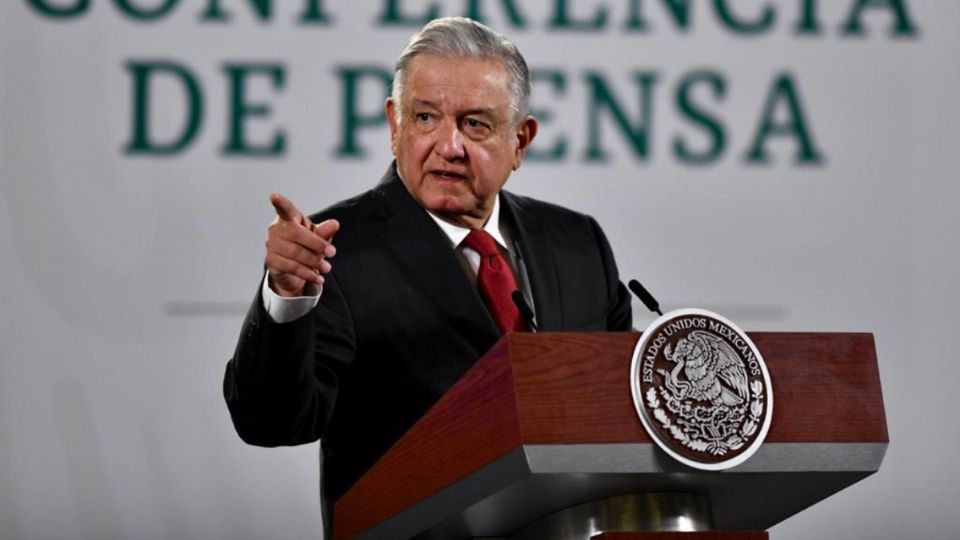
333, 332, 887, 539
511, 332, 649, 443
510, 332, 887, 444
755, 332, 887, 443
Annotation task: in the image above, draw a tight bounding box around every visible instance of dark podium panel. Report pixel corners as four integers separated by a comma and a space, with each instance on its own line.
333, 332, 887, 539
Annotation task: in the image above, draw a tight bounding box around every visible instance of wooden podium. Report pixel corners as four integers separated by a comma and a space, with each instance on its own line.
332, 332, 887, 539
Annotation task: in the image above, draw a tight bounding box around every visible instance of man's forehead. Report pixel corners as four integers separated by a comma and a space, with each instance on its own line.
402, 55, 511, 108
405, 55, 508, 86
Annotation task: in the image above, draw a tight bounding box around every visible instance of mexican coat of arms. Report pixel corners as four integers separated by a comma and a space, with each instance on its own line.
630, 309, 773, 470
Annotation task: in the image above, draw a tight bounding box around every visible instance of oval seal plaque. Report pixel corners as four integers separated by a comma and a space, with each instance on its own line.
630, 309, 773, 470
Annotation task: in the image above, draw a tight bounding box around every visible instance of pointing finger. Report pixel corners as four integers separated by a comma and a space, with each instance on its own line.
270, 192, 302, 223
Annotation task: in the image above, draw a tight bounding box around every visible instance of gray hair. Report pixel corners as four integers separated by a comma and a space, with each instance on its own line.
392, 17, 531, 125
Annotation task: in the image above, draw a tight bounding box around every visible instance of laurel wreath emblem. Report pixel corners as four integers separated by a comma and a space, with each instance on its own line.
645, 379, 765, 456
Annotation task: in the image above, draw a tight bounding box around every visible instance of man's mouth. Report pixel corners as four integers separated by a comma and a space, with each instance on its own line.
430, 170, 468, 181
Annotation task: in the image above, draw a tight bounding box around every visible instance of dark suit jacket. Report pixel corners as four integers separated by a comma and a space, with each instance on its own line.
224, 164, 632, 508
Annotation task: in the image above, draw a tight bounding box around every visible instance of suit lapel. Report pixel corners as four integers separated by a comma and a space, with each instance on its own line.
501, 191, 563, 331
370, 167, 500, 349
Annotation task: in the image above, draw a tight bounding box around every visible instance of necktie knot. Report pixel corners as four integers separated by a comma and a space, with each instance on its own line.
463, 229, 500, 258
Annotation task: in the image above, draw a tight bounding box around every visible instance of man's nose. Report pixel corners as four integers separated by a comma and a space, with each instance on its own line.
434, 119, 466, 160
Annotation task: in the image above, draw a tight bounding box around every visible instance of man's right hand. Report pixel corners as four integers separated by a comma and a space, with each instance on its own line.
265, 193, 340, 298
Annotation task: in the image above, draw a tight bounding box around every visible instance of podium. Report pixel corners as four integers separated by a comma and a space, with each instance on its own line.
332, 332, 887, 539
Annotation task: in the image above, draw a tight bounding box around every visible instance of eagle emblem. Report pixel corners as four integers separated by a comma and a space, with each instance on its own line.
661, 331, 749, 408
630, 309, 773, 470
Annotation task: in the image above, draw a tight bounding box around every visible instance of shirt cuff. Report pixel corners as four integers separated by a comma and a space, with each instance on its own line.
261, 273, 322, 323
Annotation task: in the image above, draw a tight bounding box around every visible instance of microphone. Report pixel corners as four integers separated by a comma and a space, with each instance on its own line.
628, 279, 663, 316
511, 290, 538, 332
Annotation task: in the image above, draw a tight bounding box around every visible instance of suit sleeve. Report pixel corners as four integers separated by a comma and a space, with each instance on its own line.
588, 216, 633, 331
223, 271, 356, 446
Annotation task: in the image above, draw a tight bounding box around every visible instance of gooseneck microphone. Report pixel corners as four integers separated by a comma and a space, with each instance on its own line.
628, 279, 663, 316
511, 290, 538, 332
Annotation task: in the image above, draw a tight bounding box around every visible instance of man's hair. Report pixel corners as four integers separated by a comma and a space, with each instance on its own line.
392, 17, 531, 125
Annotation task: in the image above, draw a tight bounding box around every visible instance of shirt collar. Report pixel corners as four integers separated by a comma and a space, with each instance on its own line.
426, 195, 510, 250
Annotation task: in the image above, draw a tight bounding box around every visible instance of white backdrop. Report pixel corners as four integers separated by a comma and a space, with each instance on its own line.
2, 1, 957, 539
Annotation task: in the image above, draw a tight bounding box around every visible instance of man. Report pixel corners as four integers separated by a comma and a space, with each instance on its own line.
224, 16, 632, 525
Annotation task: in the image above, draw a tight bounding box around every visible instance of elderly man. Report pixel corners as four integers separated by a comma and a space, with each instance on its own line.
224, 16, 632, 521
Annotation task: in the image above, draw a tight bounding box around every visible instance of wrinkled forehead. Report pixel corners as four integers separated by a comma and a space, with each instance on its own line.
403, 54, 510, 89
400, 55, 514, 110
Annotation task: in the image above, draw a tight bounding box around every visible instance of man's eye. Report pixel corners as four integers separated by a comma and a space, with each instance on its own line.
416, 113, 432, 122
464, 118, 490, 133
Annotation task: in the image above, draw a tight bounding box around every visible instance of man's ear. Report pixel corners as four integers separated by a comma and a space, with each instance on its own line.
385, 98, 399, 155
512, 115, 539, 171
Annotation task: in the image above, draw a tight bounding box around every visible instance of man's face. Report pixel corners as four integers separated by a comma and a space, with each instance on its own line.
386, 54, 537, 229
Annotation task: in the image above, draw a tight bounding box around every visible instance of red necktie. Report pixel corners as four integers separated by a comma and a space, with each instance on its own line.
463, 229, 526, 335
